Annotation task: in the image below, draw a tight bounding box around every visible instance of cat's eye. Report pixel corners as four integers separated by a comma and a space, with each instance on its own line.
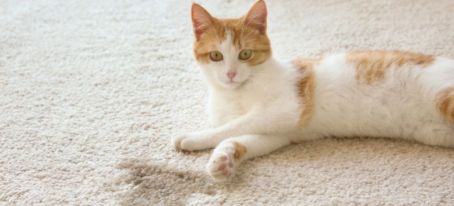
209, 51, 223, 62
238, 49, 253, 60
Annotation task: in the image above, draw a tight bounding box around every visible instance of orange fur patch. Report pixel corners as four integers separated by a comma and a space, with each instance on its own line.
293, 58, 319, 127
436, 87, 454, 122
233, 141, 247, 160
347, 51, 435, 84
193, 17, 271, 65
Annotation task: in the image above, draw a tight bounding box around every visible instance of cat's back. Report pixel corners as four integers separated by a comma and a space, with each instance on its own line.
303, 50, 454, 105
310, 50, 452, 83
311, 51, 454, 99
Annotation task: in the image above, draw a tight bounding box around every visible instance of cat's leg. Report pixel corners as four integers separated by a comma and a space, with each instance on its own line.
410, 87, 454, 147
172, 116, 251, 152
414, 123, 454, 147
206, 134, 290, 181
172, 131, 225, 152
173, 107, 295, 152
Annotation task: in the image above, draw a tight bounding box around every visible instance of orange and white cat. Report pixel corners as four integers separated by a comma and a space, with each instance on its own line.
172, 0, 454, 181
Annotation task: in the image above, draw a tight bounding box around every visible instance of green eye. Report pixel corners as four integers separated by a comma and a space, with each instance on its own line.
238, 49, 253, 60
209, 51, 223, 62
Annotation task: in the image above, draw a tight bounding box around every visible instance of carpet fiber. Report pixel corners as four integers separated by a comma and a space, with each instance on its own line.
1, 0, 454, 205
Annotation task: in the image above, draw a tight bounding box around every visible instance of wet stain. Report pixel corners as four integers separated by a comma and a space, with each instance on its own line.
114, 159, 223, 206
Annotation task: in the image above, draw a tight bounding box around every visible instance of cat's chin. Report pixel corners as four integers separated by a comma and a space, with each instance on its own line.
218, 81, 244, 90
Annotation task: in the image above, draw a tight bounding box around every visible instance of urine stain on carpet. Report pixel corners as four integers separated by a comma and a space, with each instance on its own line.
114, 159, 225, 206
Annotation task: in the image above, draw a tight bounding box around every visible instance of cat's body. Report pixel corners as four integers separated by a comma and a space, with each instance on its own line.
172, 0, 454, 181
208, 53, 454, 146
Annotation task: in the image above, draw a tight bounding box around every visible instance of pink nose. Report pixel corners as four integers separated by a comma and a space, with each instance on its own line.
227, 71, 237, 80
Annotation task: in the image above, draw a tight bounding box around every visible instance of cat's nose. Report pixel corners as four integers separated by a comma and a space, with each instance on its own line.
227, 71, 237, 80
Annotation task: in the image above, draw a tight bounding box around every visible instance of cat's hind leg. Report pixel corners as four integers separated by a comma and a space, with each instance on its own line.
206, 134, 290, 181
435, 87, 454, 123
414, 123, 454, 147
415, 86, 454, 147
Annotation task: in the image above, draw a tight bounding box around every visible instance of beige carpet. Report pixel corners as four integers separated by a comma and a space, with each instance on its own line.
1, 0, 454, 205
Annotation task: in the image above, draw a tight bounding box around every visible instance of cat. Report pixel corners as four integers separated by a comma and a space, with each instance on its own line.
172, 0, 454, 181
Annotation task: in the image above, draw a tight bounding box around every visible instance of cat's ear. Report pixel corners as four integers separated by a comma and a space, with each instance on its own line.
244, 0, 267, 33
191, 3, 213, 41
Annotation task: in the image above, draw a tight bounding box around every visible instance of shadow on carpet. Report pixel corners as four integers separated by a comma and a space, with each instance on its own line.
113, 159, 228, 206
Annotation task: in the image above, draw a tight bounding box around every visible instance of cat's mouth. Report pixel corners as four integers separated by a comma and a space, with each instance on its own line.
216, 73, 251, 89
222, 81, 241, 89
221, 79, 249, 89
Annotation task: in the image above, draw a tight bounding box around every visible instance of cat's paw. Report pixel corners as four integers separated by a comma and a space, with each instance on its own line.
206, 142, 246, 181
172, 134, 193, 152
172, 133, 209, 152
206, 151, 236, 181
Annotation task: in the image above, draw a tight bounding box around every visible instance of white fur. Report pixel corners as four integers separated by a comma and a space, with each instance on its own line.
172, 33, 454, 181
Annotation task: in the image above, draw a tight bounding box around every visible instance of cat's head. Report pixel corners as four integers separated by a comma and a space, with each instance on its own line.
191, 0, 271, 90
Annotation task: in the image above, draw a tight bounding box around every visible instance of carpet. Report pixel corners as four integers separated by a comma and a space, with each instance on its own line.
1, 0, 454, 205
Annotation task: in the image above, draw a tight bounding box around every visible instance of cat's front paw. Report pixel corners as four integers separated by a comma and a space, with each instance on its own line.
172, 133, 210, 152
172, 134, 193, 152
206, 142, 246, 181
206, 151, 236, 181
